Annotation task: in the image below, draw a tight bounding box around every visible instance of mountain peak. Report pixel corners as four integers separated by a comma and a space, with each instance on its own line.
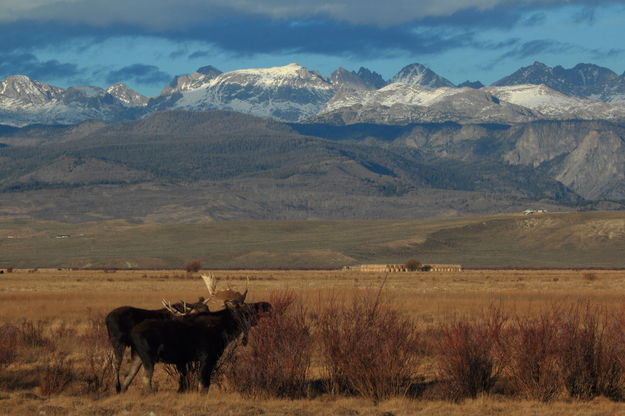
0, 74, 64, 106
390, 63, 454, 89
106, 83, 149, 107
458, 80, 484, 89
196, 65, 222, 77
494, 62, 625, 102
329, 67, 383, 90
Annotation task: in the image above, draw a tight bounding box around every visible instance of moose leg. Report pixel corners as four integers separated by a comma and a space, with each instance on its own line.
199, 356, 218, 393
141, 362, 155, 393
120, 355, 142, 392
176, 363, 188, 393
111, 348, 124, 393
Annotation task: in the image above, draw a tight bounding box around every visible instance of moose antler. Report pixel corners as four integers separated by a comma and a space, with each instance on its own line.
161, 299, 191, 315
201, 273, 248, 305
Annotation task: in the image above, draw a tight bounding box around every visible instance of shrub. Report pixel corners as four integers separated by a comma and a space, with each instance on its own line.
405, 259, 422, 272
185, 260, 202, 273
317, 289, 421, 403
558, 305, 625, 400
17, 319, 48, 349
436, 309, 506, 400
0, 324, 18, 369
223, 291, 313, 398
583, 273, 598, 281
505, 311, 562, 401
79, 312, 113, 393
39, 355, 74, 396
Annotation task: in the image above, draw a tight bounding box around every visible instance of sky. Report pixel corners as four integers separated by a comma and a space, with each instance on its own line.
1, 0, 625, 96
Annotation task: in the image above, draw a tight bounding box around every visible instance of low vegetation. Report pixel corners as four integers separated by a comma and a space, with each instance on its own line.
3, 268, 625, 415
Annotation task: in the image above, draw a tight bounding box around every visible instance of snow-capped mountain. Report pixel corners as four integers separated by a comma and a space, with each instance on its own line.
493, 62, 625, 103
5, 61, 625, 127
316, 82, 537, 124
329, 67, 386, 90
390, 63, 455, 89
0, 75, 148, 126
486, 84, 625, 120
106, 83, 149, 107
317, 80, 625, 125
156, 63, 336, 121
159, 65, 223, 95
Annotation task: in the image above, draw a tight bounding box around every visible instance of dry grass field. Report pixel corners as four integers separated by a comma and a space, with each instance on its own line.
2, 268, 625, 415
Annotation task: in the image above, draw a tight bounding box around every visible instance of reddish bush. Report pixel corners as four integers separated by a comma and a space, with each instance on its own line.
436, 309, 506, 400
224, 291, 312, 398
558, 305, 625, 400
79, 312, 113, 393
0, 324, 18, 369
505, 311, 563, 401
316, 290, 421, 403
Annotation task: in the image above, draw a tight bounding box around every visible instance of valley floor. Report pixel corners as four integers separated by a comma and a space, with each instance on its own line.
2, 269, 625, 415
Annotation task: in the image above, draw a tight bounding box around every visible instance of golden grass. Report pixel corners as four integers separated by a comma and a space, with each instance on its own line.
2, 268, 625, 415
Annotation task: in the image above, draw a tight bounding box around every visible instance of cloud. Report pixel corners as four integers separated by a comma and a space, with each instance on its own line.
105, 64, 171, 85
572, 6, 596, 24
2, 0, 624, 26
0, 52, 81, 80
169, 17, 484, 58
189, 50, 211, 59
0, 1, 618, 63
500, 39, 575, 59
521, 12, 547, 26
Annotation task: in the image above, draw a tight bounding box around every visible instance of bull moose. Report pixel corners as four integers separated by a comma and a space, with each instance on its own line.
105, 298, 208, 393
119, 301, 272, 393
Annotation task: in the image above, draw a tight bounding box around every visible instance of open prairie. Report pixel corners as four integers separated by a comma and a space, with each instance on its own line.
2, 268, 625, 415
3, 211, 625, 269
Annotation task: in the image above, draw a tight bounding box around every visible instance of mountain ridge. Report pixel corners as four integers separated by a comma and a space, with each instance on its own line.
3, 61, 625, 126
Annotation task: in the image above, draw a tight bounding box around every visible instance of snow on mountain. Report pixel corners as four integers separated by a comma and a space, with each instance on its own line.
0, 75, 147, 126
493, 62, 625, 103
390, 63, 455, 89
106, 83, 149, 107
160, 66, 223, 95
0, 75, 64, 107
486, 84, 625, 120
316, 82, 537, 124
162, 63, 336, 121
320, 83, 451, 113
5, 61, 625, 127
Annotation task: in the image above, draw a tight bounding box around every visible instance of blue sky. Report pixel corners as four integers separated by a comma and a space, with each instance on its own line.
1, 0, 625, 96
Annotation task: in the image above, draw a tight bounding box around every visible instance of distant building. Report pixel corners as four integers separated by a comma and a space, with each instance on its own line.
424, 264, 463, 272
347, 264, 462, 272
523, 208, 547, 215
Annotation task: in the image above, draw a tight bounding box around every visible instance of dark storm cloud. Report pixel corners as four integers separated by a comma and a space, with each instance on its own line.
105, 64, 171, 85
0, 15, 488, 59
7, 0, 625, 27
171, 17, 487, 58
0, 52, 81, 80
0, 1, 620, 67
